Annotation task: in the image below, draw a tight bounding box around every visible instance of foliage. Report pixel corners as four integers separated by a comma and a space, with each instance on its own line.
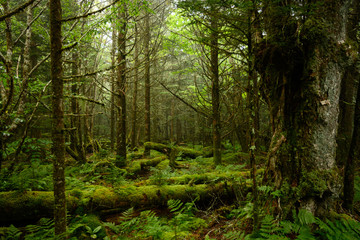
148, 166, 177, 185
225, 208, 360, 240
0, 161, 53, 191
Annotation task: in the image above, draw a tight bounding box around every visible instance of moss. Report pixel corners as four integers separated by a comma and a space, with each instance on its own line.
127, 156, 167, 174
297, 169, 341, 199
157, 159, 170, 170
0, 182, 236, 224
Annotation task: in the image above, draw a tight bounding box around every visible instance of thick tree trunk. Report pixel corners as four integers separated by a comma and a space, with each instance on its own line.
50, 0, 67, 236
257, 0, 352, 216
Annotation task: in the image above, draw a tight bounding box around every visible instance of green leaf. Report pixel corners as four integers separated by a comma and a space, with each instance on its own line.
93, 226, 102, 233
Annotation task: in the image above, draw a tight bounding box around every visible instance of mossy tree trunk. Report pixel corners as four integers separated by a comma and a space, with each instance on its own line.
257, 0, 352, 216
143, 12, 151, 157
115, 4, 127, 168
131, 23, 139, 150
50, 0, 67, 236
210, 7, 221, 166
110, 24, 116, 151
70, 50, 86, 164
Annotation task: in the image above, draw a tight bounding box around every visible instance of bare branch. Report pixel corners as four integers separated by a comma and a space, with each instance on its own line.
0, 0, 38, 21
62, 0, 120, 22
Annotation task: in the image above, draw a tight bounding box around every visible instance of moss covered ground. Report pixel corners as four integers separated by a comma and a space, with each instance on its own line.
0, 143, 359, 239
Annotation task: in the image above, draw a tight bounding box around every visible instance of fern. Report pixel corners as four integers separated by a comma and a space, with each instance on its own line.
168, 199, 184, 214
3, 225, 21, 240
316, 218, 360, 240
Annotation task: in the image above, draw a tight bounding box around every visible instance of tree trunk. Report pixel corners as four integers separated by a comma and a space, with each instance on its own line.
257, 0, 352, 216
210, 10, 221, 166
340, 0, 360, 212
131, 24, 139, 150
343, 82, 360, 211
50, 0, 67, 236
115, 5, 127, 167
110, 26, 116, 151
143, 12, 151, 157
69, 51, 86, 164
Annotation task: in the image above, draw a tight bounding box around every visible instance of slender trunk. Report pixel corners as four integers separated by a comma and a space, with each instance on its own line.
115, 6, 127, 167
343, 83, 360, 211
50, 0, 66, 236
70, 52, 79, 152
0, 2, 14, 118
210, 13, 221, 165
340, 0, 360, 212
143, 12, 151, 156
131, 24, 139, 150
19, 4, 32, 113
110, 26, 116, 151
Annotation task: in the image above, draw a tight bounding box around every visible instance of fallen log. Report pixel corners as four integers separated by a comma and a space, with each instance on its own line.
138, 170, 257, 186
0, 182, 237, 224
126, 156, 168, 174
144, 142, 212, 159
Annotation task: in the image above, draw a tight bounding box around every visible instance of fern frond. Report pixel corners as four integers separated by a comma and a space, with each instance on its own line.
4, 225, 21, 240
120, 207, 134, 221
297, 209, 316, 225
168, 199, 184, 214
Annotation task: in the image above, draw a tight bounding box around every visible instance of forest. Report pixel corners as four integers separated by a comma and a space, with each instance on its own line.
0, 0, 360, 239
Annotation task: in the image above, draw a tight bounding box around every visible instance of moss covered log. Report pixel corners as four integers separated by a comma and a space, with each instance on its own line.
139, 170, 260, 186
0, 183, 236, 224
144, 142, 211, 159
127, 156, 167, 174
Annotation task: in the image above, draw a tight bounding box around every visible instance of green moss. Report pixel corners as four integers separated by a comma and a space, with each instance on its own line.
157, 160, 170, 170
297, 169, 341, 199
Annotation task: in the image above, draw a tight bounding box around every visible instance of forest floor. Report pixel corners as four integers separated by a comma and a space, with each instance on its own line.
0, 143, 359, 239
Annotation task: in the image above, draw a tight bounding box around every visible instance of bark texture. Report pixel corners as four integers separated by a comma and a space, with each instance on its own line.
50, 0, 67, 236
115, 5, 127, 167
143, 12, 151, 157
210, 10, 221, 166
256, 0, 352, 216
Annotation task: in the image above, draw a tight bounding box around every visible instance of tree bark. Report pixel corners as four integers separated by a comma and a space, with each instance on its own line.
257, 0, 352, 216
339, 0, 360, 212
110, 25, 116, 151
131, 24, 139, 150
50, 0, 67, 236
115, 5, 127, 167
210, 10, 221, 166
143, 12, 151, 157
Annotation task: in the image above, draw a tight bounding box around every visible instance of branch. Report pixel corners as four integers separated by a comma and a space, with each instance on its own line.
64, 95, 105, 106
157, 80, 208, 117
14, 2, 46, 46
63, 63, 119, 81
62, 0, 120, 22
0, 0, 37, 21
